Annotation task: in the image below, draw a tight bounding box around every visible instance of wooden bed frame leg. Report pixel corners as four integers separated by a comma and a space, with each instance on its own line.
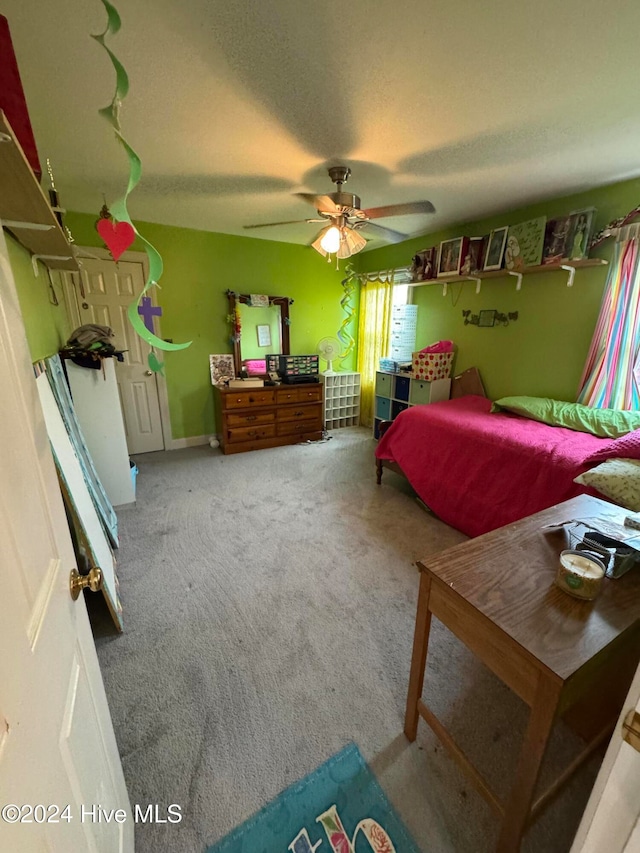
376, 458, 383, 485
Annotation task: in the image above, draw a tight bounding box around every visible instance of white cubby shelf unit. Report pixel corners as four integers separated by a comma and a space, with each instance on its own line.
373, 371, 451, 438
321, 372, 361, 429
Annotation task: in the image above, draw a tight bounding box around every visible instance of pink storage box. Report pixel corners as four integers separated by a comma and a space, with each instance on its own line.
411, 351, 454, 381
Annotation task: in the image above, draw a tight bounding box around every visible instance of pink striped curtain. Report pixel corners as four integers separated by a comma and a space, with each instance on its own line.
577, 239, 640, 409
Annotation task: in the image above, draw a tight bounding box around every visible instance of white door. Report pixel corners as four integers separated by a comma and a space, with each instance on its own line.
62, 254, 166, 454
0, 230, 133, 851
572, 660, 640, 852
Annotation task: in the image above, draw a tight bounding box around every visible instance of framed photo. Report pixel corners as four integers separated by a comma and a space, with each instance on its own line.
565, 207, 596, 261
256, 324, 272, 348
478, 309, 496, 328
437, 237, 469, 277
460, 236, 487, 275
542, 217, 572, 265
209, 353, 235, 386
483, 227, 509, 271
505, 217, 546, 270
410, 247, 437, 281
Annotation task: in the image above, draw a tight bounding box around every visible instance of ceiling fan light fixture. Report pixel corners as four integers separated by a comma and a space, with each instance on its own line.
319, 224, 341, 254
313, 221, 367, 260
341, 226, 367, 256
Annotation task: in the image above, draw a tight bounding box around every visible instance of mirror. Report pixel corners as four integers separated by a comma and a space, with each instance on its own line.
226, 291, 292, 376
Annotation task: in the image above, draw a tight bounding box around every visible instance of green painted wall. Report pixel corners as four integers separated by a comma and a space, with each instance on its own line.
7, 233, 71, 361
65, 213, 354, 439
356, 176, 640, 402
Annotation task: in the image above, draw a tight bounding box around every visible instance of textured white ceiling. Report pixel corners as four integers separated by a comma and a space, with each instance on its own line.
4, 0, 640, 250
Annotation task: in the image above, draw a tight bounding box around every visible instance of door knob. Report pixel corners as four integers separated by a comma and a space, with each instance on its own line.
70, 567, 103, 601
145, 370, 153, 376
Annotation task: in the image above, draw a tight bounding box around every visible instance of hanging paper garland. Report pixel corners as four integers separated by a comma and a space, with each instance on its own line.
91, 0, 191, 370
337, 263, 358, 363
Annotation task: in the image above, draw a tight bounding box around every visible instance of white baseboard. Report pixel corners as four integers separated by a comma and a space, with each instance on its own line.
169, 435, 212, 450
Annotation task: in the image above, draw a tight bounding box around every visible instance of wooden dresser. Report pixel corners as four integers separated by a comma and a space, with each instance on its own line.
214, 383, 323, 454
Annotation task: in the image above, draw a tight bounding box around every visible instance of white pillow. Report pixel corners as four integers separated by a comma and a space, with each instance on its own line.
575, 458, 640, 511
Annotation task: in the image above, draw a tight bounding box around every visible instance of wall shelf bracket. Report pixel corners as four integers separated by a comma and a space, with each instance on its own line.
3, 220, 55, 232
560, 264, 576, 287
467, 276, 482, 294
508, 271, 523, 291
31, 254, 74, 276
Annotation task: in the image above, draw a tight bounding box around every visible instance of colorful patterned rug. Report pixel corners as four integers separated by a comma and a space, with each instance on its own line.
206, 743, 422, 853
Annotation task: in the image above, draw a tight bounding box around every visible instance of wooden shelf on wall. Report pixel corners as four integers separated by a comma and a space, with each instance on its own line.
0, 110, 78, 271
411, 258, 608, 288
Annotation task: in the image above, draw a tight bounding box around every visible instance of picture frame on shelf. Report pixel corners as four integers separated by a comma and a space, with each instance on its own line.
542, 217, 572, 265
409, 247, 437, 281
483, 227, 509, 271
460, 236, 487, 275
566, 207, 596, 261
437, 237, 469, 277
505, 217, 546, 270
256, 324, 272, 348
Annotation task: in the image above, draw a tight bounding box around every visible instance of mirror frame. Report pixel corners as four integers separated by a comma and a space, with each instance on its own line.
226, 290, 293, 376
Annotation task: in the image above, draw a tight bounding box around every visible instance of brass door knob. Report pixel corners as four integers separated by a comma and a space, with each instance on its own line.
70, 567, 103, 601
145, 370, 153, 376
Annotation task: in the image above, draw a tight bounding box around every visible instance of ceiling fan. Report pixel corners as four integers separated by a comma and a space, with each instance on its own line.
244, 166, 436, 259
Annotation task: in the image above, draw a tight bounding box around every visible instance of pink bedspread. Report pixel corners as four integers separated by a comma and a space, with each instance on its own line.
375, 396, 609, 537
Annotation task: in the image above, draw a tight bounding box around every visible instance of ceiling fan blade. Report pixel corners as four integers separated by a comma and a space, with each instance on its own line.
362, 200, 436, 219
294, 193, 341, 214
357, 220, 408, 244
243, 219, 322, 230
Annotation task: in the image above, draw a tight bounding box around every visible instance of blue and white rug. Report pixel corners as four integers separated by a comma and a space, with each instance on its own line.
207, 743, 422, 853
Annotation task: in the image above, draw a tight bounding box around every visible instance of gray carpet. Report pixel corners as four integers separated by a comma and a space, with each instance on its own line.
93, 428, 601, 852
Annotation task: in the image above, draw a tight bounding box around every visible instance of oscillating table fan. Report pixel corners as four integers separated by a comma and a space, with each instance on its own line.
317, 337, 341, 373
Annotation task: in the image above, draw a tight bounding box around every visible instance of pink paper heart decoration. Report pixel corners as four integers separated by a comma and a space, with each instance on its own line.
97, 218, 136, 261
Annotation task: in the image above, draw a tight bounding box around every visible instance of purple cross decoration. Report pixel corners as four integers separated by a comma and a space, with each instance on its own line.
138, 297, 162, 333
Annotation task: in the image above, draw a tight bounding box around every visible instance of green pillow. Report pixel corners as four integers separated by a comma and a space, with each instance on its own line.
491, 396, 640, 438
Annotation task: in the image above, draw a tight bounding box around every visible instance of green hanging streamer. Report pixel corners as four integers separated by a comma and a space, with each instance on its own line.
92, 0, 191, 353
337, 263, 358, 363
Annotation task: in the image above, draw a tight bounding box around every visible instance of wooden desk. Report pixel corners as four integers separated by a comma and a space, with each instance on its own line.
405, 495, 640, 852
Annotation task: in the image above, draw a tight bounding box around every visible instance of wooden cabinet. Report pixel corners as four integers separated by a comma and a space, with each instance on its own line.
214, 383, 323, 454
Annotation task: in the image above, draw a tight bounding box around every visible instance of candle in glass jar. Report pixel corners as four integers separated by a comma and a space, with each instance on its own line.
556, 549, 605, 600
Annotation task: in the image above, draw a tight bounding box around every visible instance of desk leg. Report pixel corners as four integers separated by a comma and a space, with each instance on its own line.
404, 571, 432, 741
497, 675, 562, 853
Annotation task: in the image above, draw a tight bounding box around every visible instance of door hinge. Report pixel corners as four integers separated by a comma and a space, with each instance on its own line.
622, 709, 640, 752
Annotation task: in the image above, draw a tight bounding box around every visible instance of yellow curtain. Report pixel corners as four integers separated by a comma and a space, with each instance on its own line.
357, 274, 393, 427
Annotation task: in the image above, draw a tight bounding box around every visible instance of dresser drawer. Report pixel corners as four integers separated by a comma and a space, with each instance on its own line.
277, 419, 321, 437
277, 403, 323, 423
296, 385, 322, 403
227, 424, 276, 443
227, 411, 275, 428
224, 390, 276, 409
275, 387, 301, 404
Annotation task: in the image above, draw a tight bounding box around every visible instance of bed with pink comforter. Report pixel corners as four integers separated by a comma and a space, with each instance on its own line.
375, 395, 611, 537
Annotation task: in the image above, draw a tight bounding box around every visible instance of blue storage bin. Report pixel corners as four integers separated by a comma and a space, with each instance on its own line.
394, 375, 411, 401
375, 396, 391, 420
391, 400, 409, 419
